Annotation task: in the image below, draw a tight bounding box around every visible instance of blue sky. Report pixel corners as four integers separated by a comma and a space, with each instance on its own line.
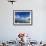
15, 12, 30, 18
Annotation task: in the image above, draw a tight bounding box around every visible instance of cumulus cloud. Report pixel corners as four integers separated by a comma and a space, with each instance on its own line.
25, 16, 30, 20
15, 15, 31, 21
20, 17, 26, 20
15, 15, 20, 19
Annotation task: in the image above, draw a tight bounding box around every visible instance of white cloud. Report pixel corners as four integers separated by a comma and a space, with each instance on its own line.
21, 17, 25, 20
15, 15, 31, 22
15, 15, 20, 19
25, 17, 30, 20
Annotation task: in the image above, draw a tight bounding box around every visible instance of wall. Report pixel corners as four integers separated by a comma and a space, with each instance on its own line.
0, 0, 46, 42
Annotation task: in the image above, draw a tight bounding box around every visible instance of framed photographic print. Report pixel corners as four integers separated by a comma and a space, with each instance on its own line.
13, 10, 32, 25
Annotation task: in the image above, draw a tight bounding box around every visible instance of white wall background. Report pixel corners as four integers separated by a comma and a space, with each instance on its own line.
0, 0, 46, 42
